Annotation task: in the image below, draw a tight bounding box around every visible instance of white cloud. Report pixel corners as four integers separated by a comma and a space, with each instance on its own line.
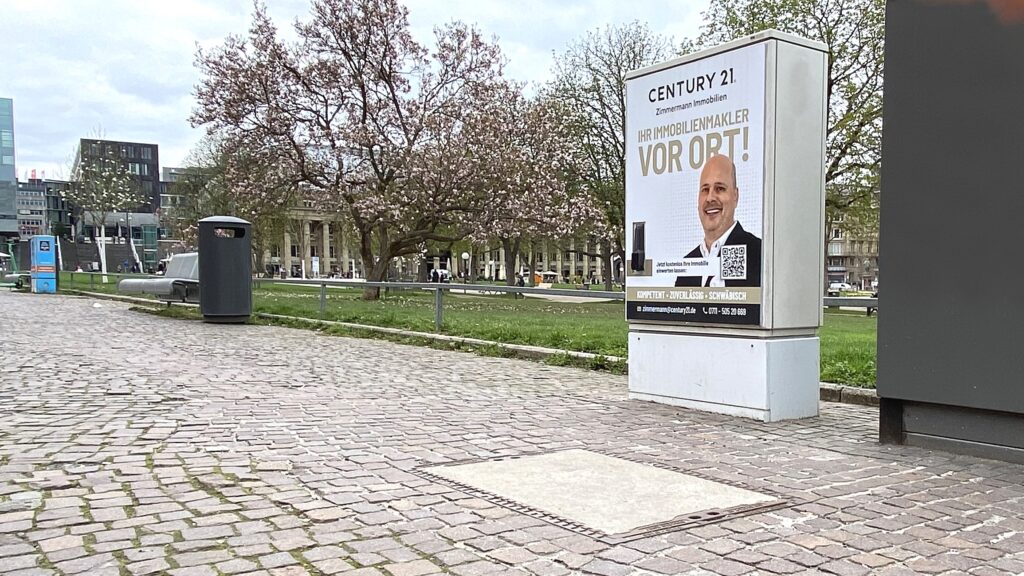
1, 0, 704, 179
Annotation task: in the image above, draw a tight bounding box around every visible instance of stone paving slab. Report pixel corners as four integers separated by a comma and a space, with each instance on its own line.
1, 291, 1023, 576
422, 449, 779, 536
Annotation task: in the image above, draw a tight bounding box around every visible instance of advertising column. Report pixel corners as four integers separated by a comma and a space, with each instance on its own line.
627, 42, 766, 324
625, 31, 827, 422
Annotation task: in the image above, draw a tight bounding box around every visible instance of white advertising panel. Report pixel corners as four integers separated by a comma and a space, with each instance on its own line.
625, 42, 766, 326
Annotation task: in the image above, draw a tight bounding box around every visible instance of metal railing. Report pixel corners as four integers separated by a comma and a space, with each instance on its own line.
252, 278, 624, 331
44, 272, 880, 328
250, 277, 879, 331
60, 271, 154, 290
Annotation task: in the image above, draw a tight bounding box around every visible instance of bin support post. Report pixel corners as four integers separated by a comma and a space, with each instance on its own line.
90, 273, 94, 290
434, 287, 443, 332
319, 282, 327, 318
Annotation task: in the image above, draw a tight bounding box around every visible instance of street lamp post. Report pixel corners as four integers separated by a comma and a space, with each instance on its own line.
461, 251, 470, 283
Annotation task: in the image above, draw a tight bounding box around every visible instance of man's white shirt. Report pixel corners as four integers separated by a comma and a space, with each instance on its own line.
698, 221, 738, 288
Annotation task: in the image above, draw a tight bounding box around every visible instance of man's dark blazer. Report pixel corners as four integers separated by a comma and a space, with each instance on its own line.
674, 221, 761, 287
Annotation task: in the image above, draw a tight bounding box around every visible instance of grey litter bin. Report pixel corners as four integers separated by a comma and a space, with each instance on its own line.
198, 216, 252, 323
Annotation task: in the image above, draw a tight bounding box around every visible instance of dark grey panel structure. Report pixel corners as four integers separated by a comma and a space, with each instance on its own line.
878, 1, 1024, 459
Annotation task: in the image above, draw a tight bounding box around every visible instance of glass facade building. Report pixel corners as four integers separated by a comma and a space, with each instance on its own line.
0, 98, 16, 238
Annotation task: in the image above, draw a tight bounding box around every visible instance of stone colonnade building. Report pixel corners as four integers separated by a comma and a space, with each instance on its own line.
266, 207, 612, 283
268, 210, 356, 278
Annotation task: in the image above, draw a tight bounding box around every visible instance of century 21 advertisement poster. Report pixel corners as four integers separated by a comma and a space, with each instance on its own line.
625, 42, 766, 326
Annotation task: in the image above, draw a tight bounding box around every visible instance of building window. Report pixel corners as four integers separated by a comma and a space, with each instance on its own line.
0, 130, 12, 147
329, 246, 337, 258
1, 155, 12, 165
140, 147, 152, 160
832, 228, 843, 239
291, 245, 299, 257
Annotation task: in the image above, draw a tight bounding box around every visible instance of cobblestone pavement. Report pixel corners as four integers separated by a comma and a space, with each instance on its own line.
1, 291, 1023, 576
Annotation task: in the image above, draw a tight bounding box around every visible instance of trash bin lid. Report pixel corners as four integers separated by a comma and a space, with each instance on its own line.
198, 215, 251, 225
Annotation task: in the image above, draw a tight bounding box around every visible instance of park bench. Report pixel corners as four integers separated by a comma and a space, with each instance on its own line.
3, 271, 30, 289
117, 252, 200, 303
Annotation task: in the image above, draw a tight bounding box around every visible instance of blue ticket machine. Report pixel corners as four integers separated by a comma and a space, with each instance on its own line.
31, 235, 57, 294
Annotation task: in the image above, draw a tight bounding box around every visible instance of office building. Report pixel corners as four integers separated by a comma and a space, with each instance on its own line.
16, 178, 71, 239
75, 138, 160, 212
0, 98, 16, 239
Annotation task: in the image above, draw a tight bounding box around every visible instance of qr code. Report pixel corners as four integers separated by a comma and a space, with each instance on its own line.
720, 245, 747, 280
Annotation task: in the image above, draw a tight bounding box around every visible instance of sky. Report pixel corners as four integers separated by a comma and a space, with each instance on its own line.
1, 0, 705, 181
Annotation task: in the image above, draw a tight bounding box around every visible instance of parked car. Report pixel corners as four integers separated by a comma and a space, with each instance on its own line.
828, 282, 854, 292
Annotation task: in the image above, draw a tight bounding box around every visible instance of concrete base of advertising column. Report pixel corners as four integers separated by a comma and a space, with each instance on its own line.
628, 330, 819, 422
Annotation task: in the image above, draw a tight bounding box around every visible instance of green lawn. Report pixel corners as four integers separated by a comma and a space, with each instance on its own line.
254, 283, 629, 357
819, 311, 878, 386
57, 273, 877, 386
253, 283, 877, 386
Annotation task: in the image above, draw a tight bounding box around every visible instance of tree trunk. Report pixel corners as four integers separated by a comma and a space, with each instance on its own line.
527, 242, 537, 287
602, 239, 614, 291
417, 257, 430, 283
823, 219, 833, 295
613, 242, 625, 290
94, 213, 109, 280
359, 228, 382, 300
501, 237, 521, 286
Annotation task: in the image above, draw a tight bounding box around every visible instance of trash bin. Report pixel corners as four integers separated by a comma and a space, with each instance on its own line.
197, 216, 252, 323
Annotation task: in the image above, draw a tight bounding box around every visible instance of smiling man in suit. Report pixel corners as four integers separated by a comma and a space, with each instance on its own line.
675, 154, 761, 287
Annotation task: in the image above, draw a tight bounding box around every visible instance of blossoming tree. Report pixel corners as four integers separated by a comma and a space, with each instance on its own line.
192, 0, 506, 298
64, 140, 145, 276
465, 83, 603, 285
